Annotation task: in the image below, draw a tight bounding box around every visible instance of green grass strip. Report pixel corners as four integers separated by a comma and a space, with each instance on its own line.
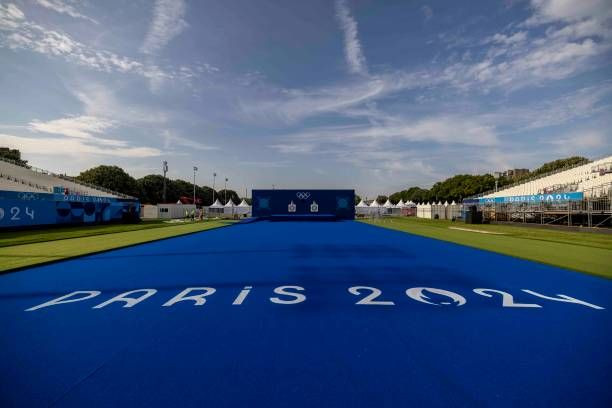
360, 217, 612, 279
0, 220, 233, 272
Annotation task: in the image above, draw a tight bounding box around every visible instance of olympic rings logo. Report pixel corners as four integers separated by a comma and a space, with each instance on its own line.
296, 192, 310, 200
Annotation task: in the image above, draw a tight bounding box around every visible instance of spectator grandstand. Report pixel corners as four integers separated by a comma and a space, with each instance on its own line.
481, 155, 612, 199
0, 156, 133, 198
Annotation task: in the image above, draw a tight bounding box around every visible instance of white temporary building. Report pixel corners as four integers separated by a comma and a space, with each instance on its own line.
207, 198, 224, 216
236, 199, 252, 216
356, 199, 370, 216
448, 200, 462, 220
223, 198, 236, 215
432, 201, 445, 219
368, 199, 384, 216
141, 203, 196, 219
417, 202, 432, 219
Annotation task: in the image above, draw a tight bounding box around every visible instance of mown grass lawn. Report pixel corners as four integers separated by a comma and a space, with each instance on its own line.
0, 220, 233, 272
360, 217, 612, 279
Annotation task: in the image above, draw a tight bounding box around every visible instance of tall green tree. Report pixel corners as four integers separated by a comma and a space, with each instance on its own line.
76, 165, 140, 197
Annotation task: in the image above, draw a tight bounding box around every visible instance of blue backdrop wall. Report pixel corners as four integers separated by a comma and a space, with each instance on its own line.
0, 190, 140, 228
252, 189, 355, 220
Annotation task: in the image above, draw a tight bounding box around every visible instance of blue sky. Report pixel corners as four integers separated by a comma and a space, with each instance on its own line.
1, 0, 611, 197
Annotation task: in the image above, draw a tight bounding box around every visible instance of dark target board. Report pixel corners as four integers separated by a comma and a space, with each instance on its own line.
252, 189, 355, 220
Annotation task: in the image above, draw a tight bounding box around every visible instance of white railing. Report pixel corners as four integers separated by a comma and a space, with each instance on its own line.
0, 155, 136, 199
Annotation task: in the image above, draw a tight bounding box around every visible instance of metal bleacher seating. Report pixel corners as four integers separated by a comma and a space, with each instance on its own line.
481, 156, 612, 199
0, 157, 130, 198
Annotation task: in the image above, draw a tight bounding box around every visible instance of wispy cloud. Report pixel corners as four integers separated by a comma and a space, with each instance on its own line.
0, 4, 170, 84
334, 0, 368, 75
0, 133, 161, 158
140, 0, 188, 55
34, 0, 98, 24
29, 115, 115, 140
162, 130, 218, 151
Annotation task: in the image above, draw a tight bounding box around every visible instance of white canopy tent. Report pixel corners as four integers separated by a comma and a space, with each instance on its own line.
356, 199, 369, 207
355, 199, 370, 216
223, 198, 236, 215
235, 198, 251, 216
207, 198, 224, 216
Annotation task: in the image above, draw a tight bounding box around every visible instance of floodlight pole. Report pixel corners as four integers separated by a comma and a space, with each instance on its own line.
193, 166, 198, 206
212, 172, 216, 204
162, 160, 168, 203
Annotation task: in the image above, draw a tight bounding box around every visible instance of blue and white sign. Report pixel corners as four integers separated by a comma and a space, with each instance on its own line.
479, 192, 583, 204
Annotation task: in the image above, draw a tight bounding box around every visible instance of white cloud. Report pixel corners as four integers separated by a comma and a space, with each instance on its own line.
269, 143, 315, 154
529, 0, 612, 23
140, 0, 188, 55
487, 31, 527, 45
0, 3, 24, 30
0, 4, 212, 92
0, 133, 161, 158
162, 130, 218, 151
34, 0, 98, 24
29, 115, 115, 139
334, 0, 368, 75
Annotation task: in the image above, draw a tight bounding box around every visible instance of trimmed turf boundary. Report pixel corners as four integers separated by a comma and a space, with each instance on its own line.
360, 218, 612, 279
0, 220, 234, 273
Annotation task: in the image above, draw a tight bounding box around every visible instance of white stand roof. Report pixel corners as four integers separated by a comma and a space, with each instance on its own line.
397, 199, 405, 208
356, 199, 369, 207
369, 199, 381, 207
383, 199, 393, 208
224, 198, 235, 207
209, 199, 224, 208
238, 199, 250, 207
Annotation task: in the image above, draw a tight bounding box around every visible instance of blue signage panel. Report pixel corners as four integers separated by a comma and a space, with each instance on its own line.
478, 192, 584, 204
0, 190, 140, 228
252, 189, 355, 220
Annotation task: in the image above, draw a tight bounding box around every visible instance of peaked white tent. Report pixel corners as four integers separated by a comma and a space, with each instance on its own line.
236, 198, 251, 216
383, 199, 393, 208
209, 199, 223, 208
356, 199, 369, 207
223, 198, 236, 215
207, 198, 224, 216
369, 199, 381, 207
355, 199, 370, 216
396, 199, 405, 208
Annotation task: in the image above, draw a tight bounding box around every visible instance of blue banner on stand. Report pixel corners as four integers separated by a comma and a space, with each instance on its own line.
478, 192, 584, 204
0, 190, 140, 228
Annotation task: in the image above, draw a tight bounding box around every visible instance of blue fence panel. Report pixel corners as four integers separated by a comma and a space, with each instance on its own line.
0, 190, 140, 228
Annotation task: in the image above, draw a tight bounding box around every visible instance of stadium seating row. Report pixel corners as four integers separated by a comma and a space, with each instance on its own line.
482, 156, 612, 199
0, 157, 124, 198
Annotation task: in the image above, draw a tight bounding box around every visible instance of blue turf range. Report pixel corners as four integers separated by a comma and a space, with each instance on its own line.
0, 221, 611, 407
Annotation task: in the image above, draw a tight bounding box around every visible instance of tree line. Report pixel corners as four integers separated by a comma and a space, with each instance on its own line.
385, 156, 589, 204
0, 148, 590, 205
75, 165, 243, 205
